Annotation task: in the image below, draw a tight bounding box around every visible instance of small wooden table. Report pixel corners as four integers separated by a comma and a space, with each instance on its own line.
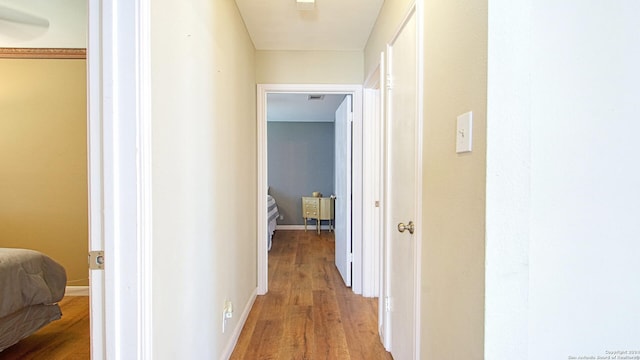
301, 196, 335, 234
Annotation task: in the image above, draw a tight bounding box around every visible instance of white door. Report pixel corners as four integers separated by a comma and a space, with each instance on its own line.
335, 95, 353, 287
384, 7, 419, 359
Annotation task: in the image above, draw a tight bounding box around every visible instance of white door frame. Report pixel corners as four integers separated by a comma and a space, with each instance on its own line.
257, 84, 363, 295
362, 64, 383, 299
88, 0, 153, 358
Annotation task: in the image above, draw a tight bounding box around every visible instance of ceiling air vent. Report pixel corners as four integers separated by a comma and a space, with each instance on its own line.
307, 95, 325, 101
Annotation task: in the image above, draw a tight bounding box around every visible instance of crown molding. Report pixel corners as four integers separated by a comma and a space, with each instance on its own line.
0, 47, 86, 59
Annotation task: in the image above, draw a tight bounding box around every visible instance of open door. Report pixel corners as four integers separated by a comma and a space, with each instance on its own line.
334, 95, 353, 287
383, 5, 420, 359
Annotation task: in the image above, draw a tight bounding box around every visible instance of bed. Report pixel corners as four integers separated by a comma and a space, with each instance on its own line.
0, 248, 67, 352
267, 195, 279, 251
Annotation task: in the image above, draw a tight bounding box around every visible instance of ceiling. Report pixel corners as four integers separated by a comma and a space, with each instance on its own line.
1, 1, 379, 120
267, 93, 346, 122
240, 0, 380, 122
234, 0, 384, 51
0, 0, 86, 47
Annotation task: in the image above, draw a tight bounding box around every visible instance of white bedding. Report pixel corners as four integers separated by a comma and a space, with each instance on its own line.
267, 195, 279, 250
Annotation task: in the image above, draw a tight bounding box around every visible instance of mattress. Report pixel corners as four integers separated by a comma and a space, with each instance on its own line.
0, 304, 62, 352
0, 248, 67, 351
267, 195, 279, 250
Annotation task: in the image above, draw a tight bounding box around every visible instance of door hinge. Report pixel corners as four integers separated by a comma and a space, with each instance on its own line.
385, 296, 392, 312
347, 253, 354, 263
385, 74, 393, 90
89, 251, 105, 270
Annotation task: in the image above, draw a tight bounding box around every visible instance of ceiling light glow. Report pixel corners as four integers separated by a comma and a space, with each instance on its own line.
296, 0, 315, 11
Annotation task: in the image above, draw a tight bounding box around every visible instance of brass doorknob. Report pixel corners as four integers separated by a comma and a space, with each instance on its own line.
397, 221, 415, 234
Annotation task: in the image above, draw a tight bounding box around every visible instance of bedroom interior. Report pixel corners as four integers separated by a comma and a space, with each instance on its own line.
1, 0, 89, 355
0, 56, 89, 354
266, 93, 345, 232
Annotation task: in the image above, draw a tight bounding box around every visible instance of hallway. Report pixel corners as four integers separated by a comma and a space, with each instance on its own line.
230, 230, 392, 359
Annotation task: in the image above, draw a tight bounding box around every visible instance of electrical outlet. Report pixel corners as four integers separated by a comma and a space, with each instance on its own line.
279, 214, 284, 220
224, 300, 233, 317
222, 300, 233, 333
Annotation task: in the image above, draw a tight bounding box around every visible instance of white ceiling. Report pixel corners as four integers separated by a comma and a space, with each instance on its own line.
0, 0, 86, 48
267, 93, 346, 122
234, 0, 384, 51
236, 1, 381, 120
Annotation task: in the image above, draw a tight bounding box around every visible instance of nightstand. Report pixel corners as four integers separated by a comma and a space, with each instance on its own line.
302, 196, 335, 234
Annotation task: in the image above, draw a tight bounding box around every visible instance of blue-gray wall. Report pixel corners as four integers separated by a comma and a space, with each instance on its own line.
268, 122, 334, 225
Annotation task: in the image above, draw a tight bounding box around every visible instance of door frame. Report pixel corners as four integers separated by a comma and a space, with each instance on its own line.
362, 64, 383, 300
88, 0, 153, 357
256, 84, 363, 295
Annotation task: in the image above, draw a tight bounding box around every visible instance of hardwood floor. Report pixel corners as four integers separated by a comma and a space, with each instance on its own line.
1, 231, 390, 359
0, 296, 90, 360
231, 230, 393, 360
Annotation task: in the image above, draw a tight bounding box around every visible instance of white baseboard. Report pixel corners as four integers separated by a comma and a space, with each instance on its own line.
65, 286, 89, 296
276, 224, 333, 231
221, 287, 258, 360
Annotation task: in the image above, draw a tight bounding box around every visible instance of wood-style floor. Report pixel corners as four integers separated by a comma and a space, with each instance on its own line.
231, 230, 393, 360
1, 231, 390, 359
0, 296, 90, 360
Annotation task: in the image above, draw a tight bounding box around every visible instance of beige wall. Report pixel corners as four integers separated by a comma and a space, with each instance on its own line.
150, 0, 256, 358
366, 0, 487, 358
0, 59, 88, 286
256, 50, 363, 84
421, 0, 487, 358
363, 0, 414, 78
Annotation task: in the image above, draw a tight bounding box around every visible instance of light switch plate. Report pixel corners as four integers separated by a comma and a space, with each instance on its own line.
456, 111, 473, 153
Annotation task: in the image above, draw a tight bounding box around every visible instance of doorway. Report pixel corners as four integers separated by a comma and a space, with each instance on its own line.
257, 84, 364, 295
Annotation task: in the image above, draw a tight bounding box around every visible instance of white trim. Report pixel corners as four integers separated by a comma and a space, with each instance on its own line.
257, 84, 363, 294
352, 94, 363, 294
137, 0, 153, 359
362, 65, 382, 298
138, 0, 153, 357
376, 50, 389, 349
87, 0, 105, 358
88, 0, 152, 358
257, 87, 268, 295
415, 1, 424, 358
66, 286, 90, 296
220, 288, 258, 360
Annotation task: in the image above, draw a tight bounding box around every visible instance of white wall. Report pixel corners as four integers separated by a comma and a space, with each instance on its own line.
529, 1, 640, 357
484, 0, 531, 358
150, 0, 256, 358
486, 0, 640, 358
0, 0, 86, 48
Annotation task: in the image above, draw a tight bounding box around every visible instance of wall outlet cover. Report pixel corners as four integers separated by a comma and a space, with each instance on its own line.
456, 111, 473, 153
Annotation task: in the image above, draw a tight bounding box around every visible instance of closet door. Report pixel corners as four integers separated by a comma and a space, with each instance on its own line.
334, 95, 353, 287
